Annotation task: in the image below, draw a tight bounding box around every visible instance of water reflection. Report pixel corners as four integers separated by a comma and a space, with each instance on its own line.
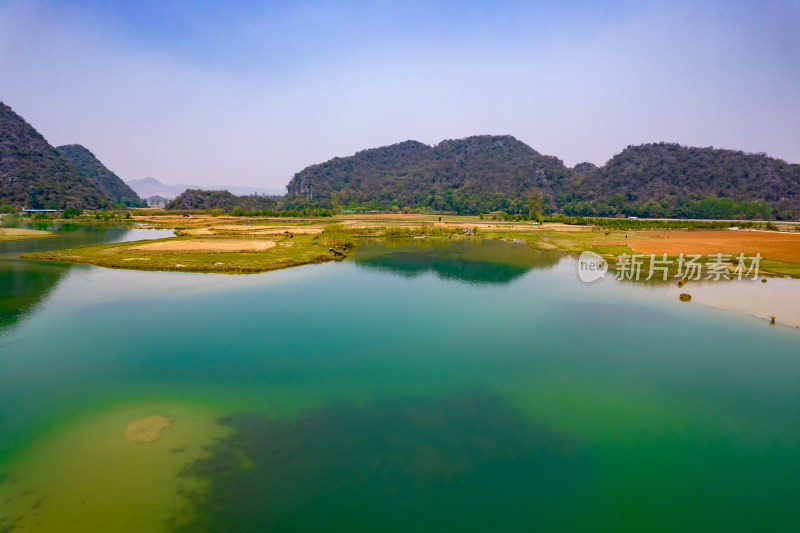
0, 226, 175, 331
353, 238, 561, 285
0, 262, 67, 328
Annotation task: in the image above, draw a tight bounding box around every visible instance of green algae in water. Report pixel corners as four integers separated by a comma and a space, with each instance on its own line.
176, 392, 593, 533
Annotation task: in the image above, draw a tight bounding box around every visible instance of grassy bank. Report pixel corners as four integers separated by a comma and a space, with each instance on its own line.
0, 227, 55, 241
18, 214, 800, 278
21, 233, 343, 274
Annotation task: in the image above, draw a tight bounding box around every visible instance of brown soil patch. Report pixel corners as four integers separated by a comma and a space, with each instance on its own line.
124, 416, 171, 442
601, 230, 800, 263
343, 214, 433, 219
181, 227, 215, 235
0, 228, 47, 237
212, 225, 323, 235
131, 240, 277, 252
540, 223, 592, 232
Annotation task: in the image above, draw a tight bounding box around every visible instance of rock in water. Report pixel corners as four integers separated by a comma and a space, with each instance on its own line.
124, 416, 171, 442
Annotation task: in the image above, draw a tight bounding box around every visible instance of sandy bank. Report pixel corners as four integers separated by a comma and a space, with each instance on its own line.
131, 240, 277, 252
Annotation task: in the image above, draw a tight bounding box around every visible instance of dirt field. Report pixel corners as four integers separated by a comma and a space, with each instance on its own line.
131, 240, 277, 252
603, 230, 800, 263
0, 228, 53, 241
213, 225, 323, 234
181, 225, 323, 236
342, 213, 435, 220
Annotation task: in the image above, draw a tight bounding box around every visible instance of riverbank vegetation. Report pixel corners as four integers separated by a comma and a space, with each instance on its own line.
17, 213, 800, 277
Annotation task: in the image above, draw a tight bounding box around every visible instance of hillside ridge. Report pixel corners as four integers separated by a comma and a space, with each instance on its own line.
0, 102, 109, 209
57, 144, 144, 207
284, 136, 798, 219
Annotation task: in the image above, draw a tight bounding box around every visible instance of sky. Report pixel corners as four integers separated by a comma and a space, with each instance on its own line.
1, 0, 798, 192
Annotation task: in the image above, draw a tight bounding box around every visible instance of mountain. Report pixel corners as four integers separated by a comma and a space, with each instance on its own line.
569, 143, 800, 219
284, 136, 798, 219
0, 102, 109, 209
167, 189, 278, 211
285, 135, 576, 214
56, 144, 145, 207
126, 177, 282, 200
125, 177, 186, 199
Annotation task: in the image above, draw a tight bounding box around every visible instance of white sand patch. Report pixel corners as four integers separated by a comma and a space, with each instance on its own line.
123, 416, 171, 442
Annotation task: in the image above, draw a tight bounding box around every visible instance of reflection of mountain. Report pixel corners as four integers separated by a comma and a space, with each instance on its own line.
353, 239, 560, 285
0, 260, 66, 329
0, 225, 149, 331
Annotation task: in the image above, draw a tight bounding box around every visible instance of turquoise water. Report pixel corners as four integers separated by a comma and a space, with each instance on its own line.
1, 228, 799, 531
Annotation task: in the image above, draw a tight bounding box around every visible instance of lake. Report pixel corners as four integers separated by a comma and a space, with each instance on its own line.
1, 226, 799, 532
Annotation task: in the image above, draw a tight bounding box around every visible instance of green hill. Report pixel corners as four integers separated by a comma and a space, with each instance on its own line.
566, 143, 800, 220
0, 102, 109, 210
285, 135, 576, 214
57, 144, 145, 207
284, 137, 798, 219
167, 189, 278, 211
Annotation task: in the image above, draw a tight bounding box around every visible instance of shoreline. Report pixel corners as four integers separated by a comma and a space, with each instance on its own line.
0, 228, 54, 241
664, 277, 800, 329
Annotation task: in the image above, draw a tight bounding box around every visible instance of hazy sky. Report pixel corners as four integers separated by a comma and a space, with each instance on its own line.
1, 1, 798, 192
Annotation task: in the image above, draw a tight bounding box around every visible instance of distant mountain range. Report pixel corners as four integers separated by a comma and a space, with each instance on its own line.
286, 135, 799, 219
126, 177, 282, 200
2, 101, 797, 218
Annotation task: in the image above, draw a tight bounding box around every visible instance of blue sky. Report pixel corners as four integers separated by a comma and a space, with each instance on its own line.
1, 0, 798, 191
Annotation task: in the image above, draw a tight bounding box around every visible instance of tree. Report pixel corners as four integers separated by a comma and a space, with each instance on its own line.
527, 188, 542, 221
231, 206, 243, 216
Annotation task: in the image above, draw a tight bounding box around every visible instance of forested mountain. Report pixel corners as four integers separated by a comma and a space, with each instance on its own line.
3, 98, 796, 220
167, 189, 278, 211
0, 102, 109, 209
284, 137, 799, 219
285, 136, 577, 215
57, 144, 145, 207
566, 143, 800, 220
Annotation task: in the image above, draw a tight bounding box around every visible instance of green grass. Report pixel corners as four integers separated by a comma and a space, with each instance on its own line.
481, 227, 644, 255
21, 234, 344, 274
758, 259, 800, 278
